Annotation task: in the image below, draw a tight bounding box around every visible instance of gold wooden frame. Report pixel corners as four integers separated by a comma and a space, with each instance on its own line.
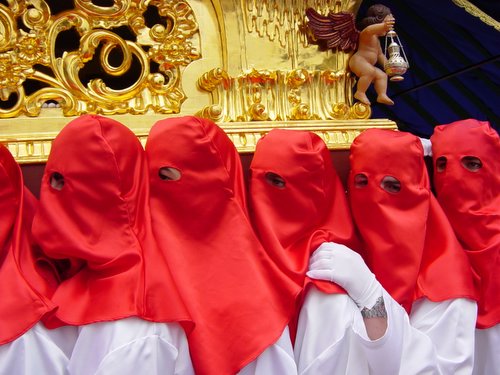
0, 0, 396, 163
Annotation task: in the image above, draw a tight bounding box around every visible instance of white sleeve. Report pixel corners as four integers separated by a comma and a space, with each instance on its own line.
0, 323, 69, 375
351, 288, 405, 375
238, 326, 297, 375
68, 318, 194, 375
410, 298, 477, 375
473, 325, 500, 375
293, 288, 363, 375
418, 137, 432, 156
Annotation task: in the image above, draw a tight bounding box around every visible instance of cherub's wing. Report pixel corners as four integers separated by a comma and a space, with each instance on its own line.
305, 8, 359, 52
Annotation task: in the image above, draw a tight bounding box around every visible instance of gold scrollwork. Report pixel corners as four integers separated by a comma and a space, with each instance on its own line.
0, 0, 201, 118
198, 67, 370, 122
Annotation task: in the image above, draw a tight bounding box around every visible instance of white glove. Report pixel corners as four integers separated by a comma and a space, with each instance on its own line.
307, 242, 382, 310
419, 137, 432, 157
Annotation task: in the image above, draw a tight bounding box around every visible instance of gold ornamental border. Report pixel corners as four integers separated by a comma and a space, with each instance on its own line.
452, 0, 500, 31
0, 113, 396, 163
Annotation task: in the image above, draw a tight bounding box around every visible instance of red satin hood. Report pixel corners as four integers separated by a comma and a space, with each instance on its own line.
32, 115, 191, 328
249, 129, 360, 308
431, 119, 499, 328
146, 116, 298, 375
0, 145, 55, 344
349, 129, 476, 313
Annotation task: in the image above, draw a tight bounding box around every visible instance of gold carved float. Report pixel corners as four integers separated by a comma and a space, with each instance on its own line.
0, 0, 396, 163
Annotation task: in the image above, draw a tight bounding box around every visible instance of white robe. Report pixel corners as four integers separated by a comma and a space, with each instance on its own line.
294, 287, 405, 375
67, 318, 194, 375
239, 326, 298, 375
0, 323, 71, 375
407, 298, 477, 375
295, 289, 477, 375
472, 324, 500, 375
44, 324, 79, 360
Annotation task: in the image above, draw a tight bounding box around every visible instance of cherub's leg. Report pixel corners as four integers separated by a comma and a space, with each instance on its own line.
374, 68, 394, 105
354, 75, 373, 105
349, 57, 375, 105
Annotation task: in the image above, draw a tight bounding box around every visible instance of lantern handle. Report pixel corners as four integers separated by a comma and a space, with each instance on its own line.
394, 33, 410, 68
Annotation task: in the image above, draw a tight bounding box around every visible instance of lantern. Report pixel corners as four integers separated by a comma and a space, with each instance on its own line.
384, 30, 409, 82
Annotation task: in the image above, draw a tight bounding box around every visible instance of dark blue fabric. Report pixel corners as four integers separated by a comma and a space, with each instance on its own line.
357, 1, 499, 136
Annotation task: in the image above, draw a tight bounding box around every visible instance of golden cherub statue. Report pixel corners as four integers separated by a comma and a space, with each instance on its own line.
306, 4, 396, 106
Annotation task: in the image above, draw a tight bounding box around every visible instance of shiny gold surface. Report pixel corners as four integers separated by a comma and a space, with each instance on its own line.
0, 0, 396, 163
197, 67, 372, 122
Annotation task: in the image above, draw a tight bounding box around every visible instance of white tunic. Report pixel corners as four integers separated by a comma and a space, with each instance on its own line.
472, 324, 500, 375
408, 298, 477, 375
67, 318, 194, 375
239, 326, 297, 375
294, 287, 405, 375
295, 289, 477, 375
44, 324, 79, 360
0, 323, 70, 375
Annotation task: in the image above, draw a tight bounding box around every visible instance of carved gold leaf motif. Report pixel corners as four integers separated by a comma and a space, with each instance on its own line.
0, 0, 200, 118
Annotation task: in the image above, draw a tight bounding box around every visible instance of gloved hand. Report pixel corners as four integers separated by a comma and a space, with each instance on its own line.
307, 242, 382, 310
419, 137, 432, 157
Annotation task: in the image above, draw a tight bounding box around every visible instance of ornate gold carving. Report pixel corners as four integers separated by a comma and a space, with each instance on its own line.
242, 0, 361, 66
452, 0, 500, 31
198, 1, 372, 122
0, 0, 398, 163
1, 114, 396, 163
0, 1, 200, 118
198, 67, 370, 122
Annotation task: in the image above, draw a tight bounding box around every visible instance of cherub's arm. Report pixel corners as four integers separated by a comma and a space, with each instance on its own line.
362, 18, 394, 67
377, 43, 387, 67
363, 18, 394, 37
